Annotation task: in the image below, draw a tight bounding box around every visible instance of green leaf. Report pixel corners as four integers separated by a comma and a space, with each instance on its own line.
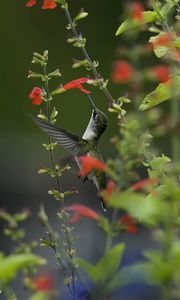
173, 38, 180, 48
74, 258, 99, 281
160, 0, 179, 18
0, 254, 46, 284
28, 292, 50, 300
107, 263, 152, 291
115, 11, 157, 35
139, 76, 180, 110
148, 155, 171, 177
109, 191, 161, 226
74, 244, 125, 284
96, 243, 125, 282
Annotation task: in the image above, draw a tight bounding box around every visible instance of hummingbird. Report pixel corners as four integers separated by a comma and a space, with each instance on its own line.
33, 95, 108, 210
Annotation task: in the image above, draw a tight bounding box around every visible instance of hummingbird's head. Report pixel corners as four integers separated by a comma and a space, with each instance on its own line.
87, 95, 108, 140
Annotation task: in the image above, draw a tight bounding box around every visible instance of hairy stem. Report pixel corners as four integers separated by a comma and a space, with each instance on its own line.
62, 1, 115, 105
43, 63, 76, 296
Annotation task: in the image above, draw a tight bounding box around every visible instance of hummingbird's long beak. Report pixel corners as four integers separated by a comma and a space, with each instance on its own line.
87, 95, 97, 110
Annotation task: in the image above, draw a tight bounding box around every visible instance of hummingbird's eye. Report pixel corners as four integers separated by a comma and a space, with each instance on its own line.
93, 110, 98, 120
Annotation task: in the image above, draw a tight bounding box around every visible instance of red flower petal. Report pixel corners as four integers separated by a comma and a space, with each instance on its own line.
120, 215, 138, 234
42, 0, 57, 9
63, 78, 91, 94
111, 60, 134, 83
131, 178, 158, 191
78, 156, 107, 177
26, 0, 36, 7
33, 272, 55, 291
29, 87, 43, 105
153, 33, 172, 47
29, 87, 42, 99
66, 204, 100, 222
102, 180, 117, 202
31, 96, 43, 105
152, 65, 170, 83
131, 2, 145, 21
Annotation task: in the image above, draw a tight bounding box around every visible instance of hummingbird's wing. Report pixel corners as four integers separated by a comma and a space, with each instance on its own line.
33, 116, 88, 156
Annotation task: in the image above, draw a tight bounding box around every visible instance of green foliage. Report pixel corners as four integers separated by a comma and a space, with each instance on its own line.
139, 76, 180, 110
0, 254, 46, 284
74, 243, 125, 285
28, 292, 51, 300
115, 11, 158, 36
108, 118, 151, 188
109, 190, 160, 226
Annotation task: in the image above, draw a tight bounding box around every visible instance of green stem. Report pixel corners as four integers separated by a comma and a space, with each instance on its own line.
43, 63, 76, 296
171, 96, 180, 161
104, 209, 118, 253
62, 2, 114, 105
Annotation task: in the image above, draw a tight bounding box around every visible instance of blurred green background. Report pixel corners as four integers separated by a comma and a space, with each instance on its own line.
0, 1, 125, 213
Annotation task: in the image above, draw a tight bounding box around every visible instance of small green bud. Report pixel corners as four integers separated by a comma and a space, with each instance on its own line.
38, 205, 48, 225
43, 50, 48, 61
27, 70, 43, 79
74, 9, 88, 22
33, 52, 45, 60
42, 142, 58, 150
48, 68, 62, 78
67, 37, 77, 43
50, 107, 58, 120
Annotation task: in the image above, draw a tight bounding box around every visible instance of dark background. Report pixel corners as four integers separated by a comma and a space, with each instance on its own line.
0, 1, 162, 299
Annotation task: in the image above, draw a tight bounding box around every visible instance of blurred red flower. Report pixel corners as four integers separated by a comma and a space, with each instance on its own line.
111, 60, 134, 83
42, 0, 57, 9
151, 65, 170, 82
78, 156, 107, 177
131, 177, 158, 191
33, 272, 55, 291
66, 204, 100, 223
26, 0, 57, 9
29, 87, 43, 105
26, 0, 36, 7
102, 180, 117, 202
120, 215, 138, 234
131, 2, 145, 21
153, 33, 171, 47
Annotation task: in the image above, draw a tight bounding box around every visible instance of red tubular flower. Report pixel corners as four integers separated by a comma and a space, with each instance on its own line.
53, 78, 92, 95
111, 60, 134, 83
78, 156, 107, 177
131, 178, 158, 191
26, 0, 57, 9
102, 180, 117, 203
131, 2, 145, 21
65, 204, 100, 223
33, 272, 55, 292
29, 87, 43, 105
42, 0, 57, 9
120, 215, 138, 234
26, 0, 36, 7
151, 65, 170, 83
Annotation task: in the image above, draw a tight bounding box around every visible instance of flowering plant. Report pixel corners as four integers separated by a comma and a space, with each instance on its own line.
1, 1, 180, 300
